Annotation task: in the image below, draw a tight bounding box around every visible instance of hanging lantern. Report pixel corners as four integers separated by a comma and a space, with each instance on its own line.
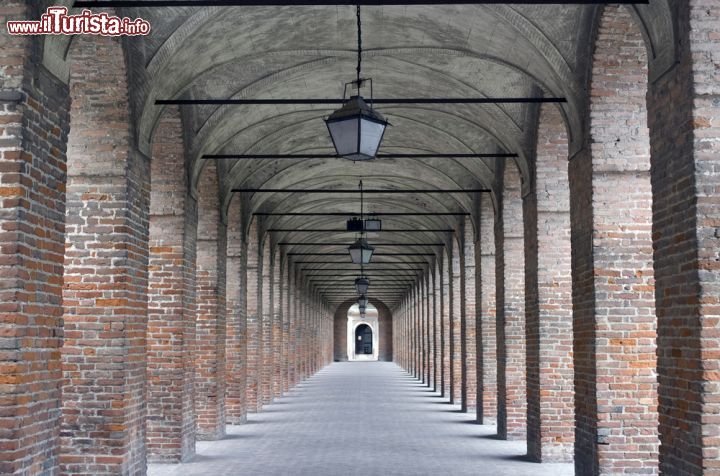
360, 311, 366, 319
355, 276, 370, 294
348, 237, 374, 264
357, 294, 368, 308
358, 303, 367, 315
325, 96, 388, 161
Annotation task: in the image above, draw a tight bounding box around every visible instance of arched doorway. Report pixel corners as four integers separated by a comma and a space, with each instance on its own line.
347, 303, 379, 361
355, 324, 373, 355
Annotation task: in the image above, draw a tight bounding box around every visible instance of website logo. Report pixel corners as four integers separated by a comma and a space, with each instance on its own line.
6, 7, 151, 36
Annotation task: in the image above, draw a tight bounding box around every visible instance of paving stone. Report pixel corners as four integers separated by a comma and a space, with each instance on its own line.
149, 362, 573, 476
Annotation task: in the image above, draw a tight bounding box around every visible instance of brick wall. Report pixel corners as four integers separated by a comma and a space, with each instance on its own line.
450, 240, 463, 404
245, 219, 261, 412
462, 218, 477, 412
525, 104, 574, 463
477, 195, 497, 424
571, 6, 658, 474
194, 162, 226, 441
147, 108, 197, 462
649, 1, 720, 473
261, 239, 272, 406
225, 196, 246, 425
0, 3, 69, 473
62, 33, 150, 474
496, 162, 526, 440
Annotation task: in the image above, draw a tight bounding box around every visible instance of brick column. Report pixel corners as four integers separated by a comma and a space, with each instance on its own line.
649, 2, 720, 474
0, 5, 69, 472
525, 104, 574, 462
260, 240, 272, 406
245, 220, 261, 412
61, 34, 150, 474
428, 267, 437, 390
281, 257, 291, 393
462, 218, 477, 412
225, 197, 246, 425
272, 250, 283, 399
433, 262, 442, 392
477, 194, 497, 424
287, 263, 297, 387
450, 241, 462, 404
147, 109, 197, 462
194, 162, 226, 441
570, 6, 658, 474
441, 254, 451, 397
496, 162, 526, 440
424, 272, 432, 386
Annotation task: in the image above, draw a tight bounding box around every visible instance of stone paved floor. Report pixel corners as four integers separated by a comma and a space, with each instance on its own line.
149, 362, 574, 476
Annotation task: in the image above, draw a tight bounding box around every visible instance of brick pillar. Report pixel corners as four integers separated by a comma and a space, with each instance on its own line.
225, 197, 246, 425
477, 194, 497, 424
525, 104, 574, 462
245, 219, 261, 412
496, 162, 526, 440
287, 263, 297, 387
450, 242, 462, 404
194, 162, 226, 441
261, 240, 272, 405
462, 218, 477, 412
442, 254, 451, 398
433, 262, 442, 392
570, 6, 658, 474
424, 273, 432, 386
428, 268, 436, 390
0, 5, 69, 472
281, 256, 290, 393
271, 250, 283, 398
61, 34, 150, 474
649, 2, 720, 474
147, 108, 197, 462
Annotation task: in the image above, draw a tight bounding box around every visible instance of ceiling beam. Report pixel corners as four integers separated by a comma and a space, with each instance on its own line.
157, 97, 565, 105
235, 188, 488, 193
288, 252, 433, 256
78, 1, 647, 8
280, 242, 443, 246
272, 229, 454, 233
255, 212, 469, 216
290, 260, 429, 264
207, 153, 515, 160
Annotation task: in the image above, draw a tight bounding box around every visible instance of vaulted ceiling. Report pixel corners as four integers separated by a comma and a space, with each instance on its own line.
40, 1, 677, 308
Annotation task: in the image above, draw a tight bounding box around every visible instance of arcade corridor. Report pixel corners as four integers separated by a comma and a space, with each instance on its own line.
1, 1, 719, 475
148, 363, 573, 476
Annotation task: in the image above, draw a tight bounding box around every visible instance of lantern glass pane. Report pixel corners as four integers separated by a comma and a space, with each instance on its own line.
349, 247, 362, 264
327, 117, 359, 157
361, 247, 373, 264
359, 118, 386, 158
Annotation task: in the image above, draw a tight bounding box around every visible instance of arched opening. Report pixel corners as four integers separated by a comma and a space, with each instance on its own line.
347, 303, 379, 361
355, 324, 373, 355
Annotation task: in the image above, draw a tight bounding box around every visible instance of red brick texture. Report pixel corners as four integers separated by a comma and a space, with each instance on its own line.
225, 196, 247, 425
433, 262, 442, 392
462, 218, 477, 412
648, 1, 720, 474
496, 162, 526, 441
147, 108, 197, 462
245, 219, 261, 412
0, 4, 69, 473
261, 239, 272, 406
525, 104, 574, 463
441, 254, 451, 398
570, 6, 659, 474
477, 195, 497, 424
62, 33, 150, 474
450, 240, 463, 404
194, 162, 226, 441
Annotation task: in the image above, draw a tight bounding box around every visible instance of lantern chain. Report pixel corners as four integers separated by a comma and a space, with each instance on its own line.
356, 4, 362, 87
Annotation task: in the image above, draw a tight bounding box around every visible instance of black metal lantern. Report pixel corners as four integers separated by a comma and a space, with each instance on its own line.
348, 237, 374, 264
360, 311, 366, 319
358, 294, 368, 308
355, 276, 370, 294
358, 303, 367, 315
325, 95, 388, 161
